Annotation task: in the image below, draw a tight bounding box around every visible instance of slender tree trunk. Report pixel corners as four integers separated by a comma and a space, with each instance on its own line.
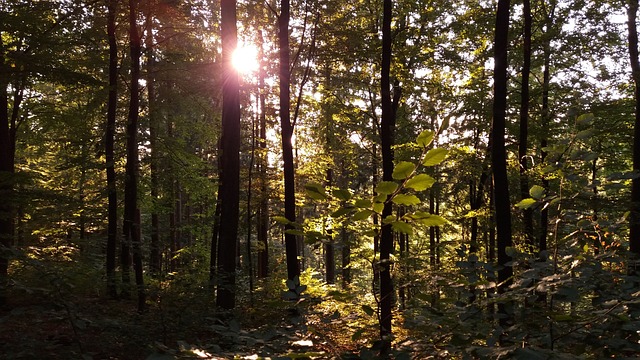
145, 0, 161, 277
379, 0, 395, 348
492, 0, 513, 326
519, 0, 535, 248
341, 226, 351, 287
105, 0, 119, 299
246, 103, 256, 300
124, 0, 145, 312
279, 0, 300, 283
257, 31, 269, 277
209, 184, 221, 288
0, 40, 13, 306
216, 0, 241, 309
539, 13, 552, 257
629, 0, 640, 256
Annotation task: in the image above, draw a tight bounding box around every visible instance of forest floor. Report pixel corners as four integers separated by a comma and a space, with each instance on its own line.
0, 282, 394, 360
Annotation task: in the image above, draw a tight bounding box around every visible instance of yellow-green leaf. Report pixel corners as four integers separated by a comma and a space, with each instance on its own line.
392, 194, 421, 206
376, 181, 398, 195
416, 130, 434, 147
392, 161, 416, 180
515, 198, 536, 209
352, 209, 374, 221
332, 188, 351, 201
422, 148, 448, 166
405, 174, 436, 191
529, 185, 546, 200
392, 221, 413, 235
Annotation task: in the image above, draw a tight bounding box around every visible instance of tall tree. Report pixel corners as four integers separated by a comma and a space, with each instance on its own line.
216, 0, 241, 309
519, 0, 535, 248
279, 0, 301, 283
379, 0, 395, 348
257, 29, 269, 279
628, 0, 640, 256
491, 0, 513, 317
0, 30, 12, 307
105, 0, 119, 298
123, 0, 145, 312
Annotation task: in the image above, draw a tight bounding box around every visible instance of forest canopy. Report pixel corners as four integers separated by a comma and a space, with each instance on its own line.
1, 0, 640, 359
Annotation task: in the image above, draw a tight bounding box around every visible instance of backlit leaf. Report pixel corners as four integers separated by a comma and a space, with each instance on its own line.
332, 188, 351, 201
422, 148, 448, 166
405, 174, 436, 191
352, 209, 374, 221
392, 194, 421, 206
516, 198, 536, 209
392, 161, 416, 180
416, 130, 434, 147
392, 221, 413, 235
529, 185, 546, 200
304, 182, 327, 200
376, 181, 398, 195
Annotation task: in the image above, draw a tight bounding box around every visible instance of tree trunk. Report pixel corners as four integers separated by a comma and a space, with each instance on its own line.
279, 0, 300, 283
256, 29, 269, 279
629, 0, 640, 256
105, 0, 119, 299
341, 226, 351, 288
145, 0, 161, 277
215, 0, 241, 309
519, 0, 535, 248
0, 42, 13, 306
539, 5, 553, 257
124, 0, 145, 312
379, 0, 395, 348
492, 0, 513, 325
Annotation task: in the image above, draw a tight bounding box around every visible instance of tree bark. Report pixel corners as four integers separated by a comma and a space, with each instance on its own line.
379, 0, 395, 348
492, 0, 513, 322
123, 0, 145, 312
628, 0, 640, 256
216, 0, 241, 309
257, 29, 269, 279
519, 0, 535, 248
105, 0, 119, 299
279, 0, 300, 283
0, 39, 13, 306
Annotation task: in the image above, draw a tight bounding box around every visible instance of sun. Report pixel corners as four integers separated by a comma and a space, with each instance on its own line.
232, 44, 259, 74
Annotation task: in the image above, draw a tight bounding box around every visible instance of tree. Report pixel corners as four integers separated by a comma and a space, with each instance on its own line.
279, 0, 301, 284
216, 0, 241, 309
123, 0, 145, 312
629, 0, 640, 257
379, 0, 395, 347
491, 0, 513, 322
105, 0, 119, 299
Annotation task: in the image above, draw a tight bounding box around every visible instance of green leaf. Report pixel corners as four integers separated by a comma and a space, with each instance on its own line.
354, 199, 372, 208
305, 182, 327, 200
382, 215, 396, 224
575, 129, 594, 140
376, 181, 398, 195
273, 216, 291, 225
422, 148, 448, 166
373, 202, 384, 214
392, 194, 421, 206
352, 209, 374, 221
576, 113, 594, 126
416, 130, 434, 147
285, 229, 305, 236
418, 214, 447, 227
529, 185, 546, 200
515, 198, 537, 209
405, 174, 436, 191
392, 161, 416, 180
361, 305, 375, 316
392, 221, 413, 235
332, 188, 351, 201
331, 207, 352, 218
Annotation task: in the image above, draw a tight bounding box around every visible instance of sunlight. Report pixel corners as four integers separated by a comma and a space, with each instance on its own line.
232, 43, 259, 74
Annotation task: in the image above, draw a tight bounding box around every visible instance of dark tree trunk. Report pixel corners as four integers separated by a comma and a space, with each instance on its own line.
519, 0, 535, 248
145, 0, 161, 277
341, 226, 351, 288
629, 0, 640, 256
105, 0, 119, 299
257, 29, 269, 279
215, 0, 241, 309
0, 45, 13, 306
492, 0, 513, 322
539, 9, 552, 256
209, 184, 221, 288
279, 0, 300, 283
124, 0, 145, 312
379, 0, 395, 347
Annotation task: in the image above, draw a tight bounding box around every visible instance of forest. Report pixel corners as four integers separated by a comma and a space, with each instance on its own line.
1, 0, 640, 358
